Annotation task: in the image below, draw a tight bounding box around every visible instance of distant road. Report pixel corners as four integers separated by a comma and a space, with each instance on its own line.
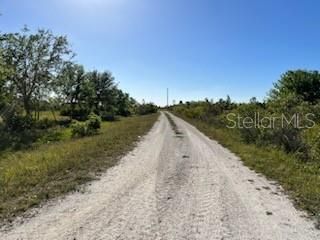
1, 112, 319, 240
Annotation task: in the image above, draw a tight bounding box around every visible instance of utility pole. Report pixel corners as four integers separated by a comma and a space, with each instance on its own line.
167, 88, 169, 108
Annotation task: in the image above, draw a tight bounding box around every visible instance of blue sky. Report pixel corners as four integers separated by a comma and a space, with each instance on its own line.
1, 0, 320, 105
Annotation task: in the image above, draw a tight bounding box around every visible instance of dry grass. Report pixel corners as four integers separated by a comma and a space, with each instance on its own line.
38, 111, 67, 121
0, 113, 159, 223
174, 113, 320, 227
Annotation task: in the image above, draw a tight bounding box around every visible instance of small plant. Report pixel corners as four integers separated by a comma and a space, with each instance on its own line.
302, 124, 320, 163
71, 113, 101, 138
87, 113, 101, 129
71, 121, 87, 137
86, 113, 102, 135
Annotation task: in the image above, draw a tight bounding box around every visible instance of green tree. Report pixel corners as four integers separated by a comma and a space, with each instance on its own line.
87, 70, 116, 112
0, 50, 7, 107
115, 89, 131, 116
0, 27, 72, 117
270, 70, 320, 103
0, 46, 14, 114
57, 63, 87, 118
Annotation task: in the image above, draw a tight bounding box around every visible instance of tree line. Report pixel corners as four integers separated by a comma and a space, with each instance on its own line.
172, 70, 320, 163
0, 27, 157, 150
0, 27, 157, 120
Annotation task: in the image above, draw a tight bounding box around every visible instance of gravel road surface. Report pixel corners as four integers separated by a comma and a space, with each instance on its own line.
0, 112, 319, 240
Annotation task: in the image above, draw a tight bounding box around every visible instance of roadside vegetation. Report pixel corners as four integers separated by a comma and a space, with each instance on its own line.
0, 27, 159, 222
0, 113, 158, 222
0, 27, 158, 152
171, 70, 320, 226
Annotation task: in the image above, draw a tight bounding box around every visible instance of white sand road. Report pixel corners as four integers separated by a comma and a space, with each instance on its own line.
0, 112, 319, 240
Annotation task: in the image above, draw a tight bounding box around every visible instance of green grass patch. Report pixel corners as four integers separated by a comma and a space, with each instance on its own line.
174, 113, 320, 226
36, 111, 69, 121
0, 113, 159, 223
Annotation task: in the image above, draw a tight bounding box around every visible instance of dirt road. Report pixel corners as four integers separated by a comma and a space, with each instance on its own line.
1, 112, 319, 240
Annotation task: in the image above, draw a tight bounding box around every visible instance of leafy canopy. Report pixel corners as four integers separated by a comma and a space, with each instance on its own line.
0, 27, 72, 115
270, 70, 320, 103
